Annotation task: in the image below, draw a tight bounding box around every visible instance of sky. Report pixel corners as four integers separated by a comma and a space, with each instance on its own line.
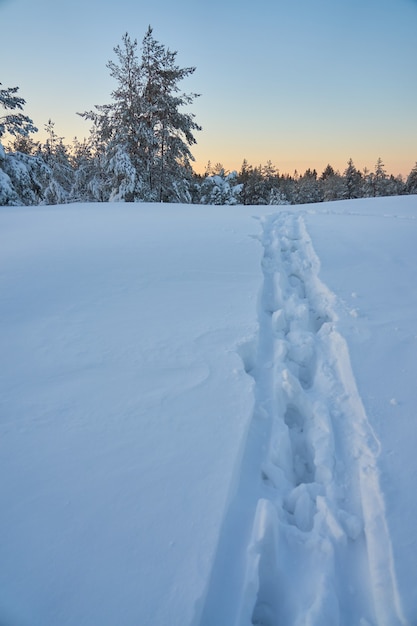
1, 0, 416, 176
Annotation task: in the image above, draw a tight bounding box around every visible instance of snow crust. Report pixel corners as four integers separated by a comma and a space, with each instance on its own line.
0, 197, 416, 625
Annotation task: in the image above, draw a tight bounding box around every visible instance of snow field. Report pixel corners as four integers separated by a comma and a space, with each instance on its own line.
1, 197, 416, 625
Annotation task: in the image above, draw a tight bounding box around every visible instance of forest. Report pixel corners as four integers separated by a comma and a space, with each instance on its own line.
1, 27, 417, 207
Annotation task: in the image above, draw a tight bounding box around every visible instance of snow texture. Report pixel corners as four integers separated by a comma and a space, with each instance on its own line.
0, 196, 416, 625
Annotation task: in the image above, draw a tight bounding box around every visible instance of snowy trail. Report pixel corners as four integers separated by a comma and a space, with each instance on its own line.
199, 212, 407, 626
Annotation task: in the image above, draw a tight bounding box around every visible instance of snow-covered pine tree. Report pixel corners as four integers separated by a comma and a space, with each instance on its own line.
71, 136, 103, 202
199, 168, 242, 205
2, 148, 51, 205
0, 83, 40, 205
406, 162, 417, 195
0, 83, 38, 140
140, 27, 201, 202
385, 174, 405, 196
360, 166, 374, 198
261, 160, 281, 202
79, 28, 200, 203
80, 33, 149, 201
293, 168, 321, 204
268, 187, 290, 205
40, 119, 74, 204
6, 128, 52, 205
238, 165, 268, 205
0, 143, 19, 205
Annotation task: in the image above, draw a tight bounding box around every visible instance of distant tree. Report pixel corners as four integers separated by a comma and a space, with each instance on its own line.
343, 158, 362, 199
240, 165, 269, 204
211, 162, 227, 176
261, 160, 281, 201
279, 174, 297, 205
10, 133, 38, 155
320, 164, 335, 181
199, 169, 242, 205
79, 27, 201, 202
373, 157, 388, 196
237, 160, 281, 205
269, 186, 290, 205
294, 168, 321, 204
70, 135, 106, 202
321, 167, 345, 201
39, 119, 74, 204
406, 162, 417, 194
385, 174, 405, 196
236, 159, 251, 205
203, 160, 213, 176
360, 166, 374, 198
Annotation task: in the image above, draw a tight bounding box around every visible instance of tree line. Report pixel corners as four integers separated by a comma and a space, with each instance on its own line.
197, 158, 417, 205
1, 27, 417, 207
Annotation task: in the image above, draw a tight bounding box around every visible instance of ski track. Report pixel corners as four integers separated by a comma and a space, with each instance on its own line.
199, 212, 407, 626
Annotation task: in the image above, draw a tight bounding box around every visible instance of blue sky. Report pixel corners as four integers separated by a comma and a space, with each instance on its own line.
1, 0, 416, 175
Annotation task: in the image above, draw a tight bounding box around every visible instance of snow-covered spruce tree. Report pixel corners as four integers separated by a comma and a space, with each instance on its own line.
79, 28, 201, 203
343, 158, 362, 199
373, 157, 388, 197
318, 164, 344, 202
236, 159, 252, 205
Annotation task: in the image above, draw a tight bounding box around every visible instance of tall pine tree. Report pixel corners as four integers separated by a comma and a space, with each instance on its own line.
79, 28, 201, 202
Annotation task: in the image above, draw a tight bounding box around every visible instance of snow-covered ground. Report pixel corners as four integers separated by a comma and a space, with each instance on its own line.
0, 197, 416, 625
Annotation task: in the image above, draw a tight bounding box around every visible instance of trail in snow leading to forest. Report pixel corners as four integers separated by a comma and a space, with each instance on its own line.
199, 212, 407, 626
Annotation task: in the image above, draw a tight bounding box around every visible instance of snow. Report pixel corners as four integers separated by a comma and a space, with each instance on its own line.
0, 197, 416, 625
